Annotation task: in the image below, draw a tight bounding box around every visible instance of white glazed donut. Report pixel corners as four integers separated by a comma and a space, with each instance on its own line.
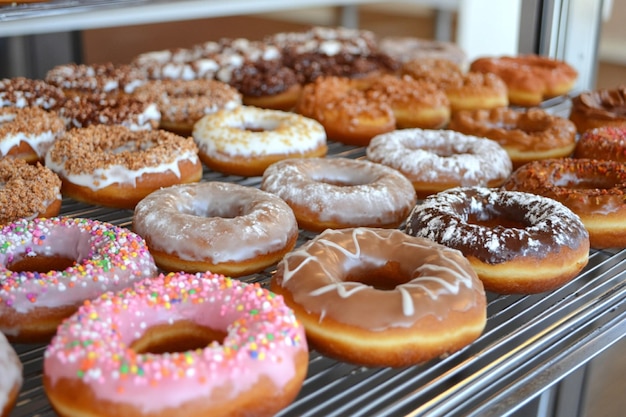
0, 332, 22, 417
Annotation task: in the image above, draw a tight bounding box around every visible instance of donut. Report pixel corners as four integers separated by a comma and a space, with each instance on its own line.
133, 79, 242, 135
366, 129, 512, 198
0, 217, 157, 342
406, 187, 590, 294
45, 63, 147, 97
44, 271, 309, 417
401, 58, 463, 87
260, 157, 417, 232
469, 54, 578, 106
193, 105, 327, 177
574, 126, 626, 161
449, 107, 577, 168
0, 157, 62, 225
133, 182, 299, 277
271, 227, 486, 367
380, 36, 468, 68
501, 158, 626, 249
45, 125, 202, 209
131, 46, 220, 81
569, 87, 626, 133
0, 106, 65, 163
0, 77, 65, 110
0, 332, 21, 417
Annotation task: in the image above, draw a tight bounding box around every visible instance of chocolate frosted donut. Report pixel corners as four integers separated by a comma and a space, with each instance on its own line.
569, 86, 626, 133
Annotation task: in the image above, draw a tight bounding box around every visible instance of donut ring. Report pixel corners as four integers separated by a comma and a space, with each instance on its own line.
133, 182, 299, 277
261, 157, 417, 232
406, 187, 590, 293
193, 105, 327, 177
569, 87, 626, 133
574, 126, 626, 161
0, 77, 65, 110
0, 217, 157, 342
0, 157, 62, 225
45, 63, 147, 97
502, 158, 626, 249
366, 128, 512, 198
0, 332, 22, 417
45, 125, 202, 209
271, 227, 487, 367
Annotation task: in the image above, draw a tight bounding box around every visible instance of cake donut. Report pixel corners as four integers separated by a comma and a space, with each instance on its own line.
366, 129, 512, 198
271, 227, 487, 367
45, 62, 147, 97
193, 105, 327, 177
574, 126, 626, 162
260, 157, 417, 232
0, 106, 65, 163
133, 182, 299, 277
0, 157, 62, 225
44, 272, 309, 417
406, 187, 590, 293
380, 36, 468, 68
0, 77, 65, 110
45, 125, 202, 209
0, 332, 22, 417
569, 87, 626, 133
0, 217, 157, 342
501, 158, 626, 249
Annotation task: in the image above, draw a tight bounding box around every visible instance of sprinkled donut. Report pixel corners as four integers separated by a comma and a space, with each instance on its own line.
133, 182, 299, 277
0, 332, 21, 417
406, 187, 590, 293
0, 217, 157, 342
574, 126, 626, 161
366, 129, 512, 198
193, 105, 327, 177
0, 77, 65, 110
261, 157, 417, 232
271, 227, 487, 367
44, 272, 309, 417
45, 124, 202, 209
569, 87, 626, 133
45, 62, 147, 97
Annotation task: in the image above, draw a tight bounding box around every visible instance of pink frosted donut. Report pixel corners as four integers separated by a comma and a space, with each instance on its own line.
43, 272, 309, 417
0, 332, 21, 417
0, 217, 157, 342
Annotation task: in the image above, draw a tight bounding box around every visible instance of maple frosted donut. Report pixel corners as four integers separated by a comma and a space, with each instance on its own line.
366, 129, 512, 198
0, 217, 157, 342
0, 157, 62, 225
569, 87, 626, 133
271, 227, 487, 367
574, 126, 626, 161
133, 182, 299, 277
0, 77, 65, 110
0, 106, 65, 163
45, 62, 147, 97
261, 157, 417, 232
502, 158, 626, 249
406, 187, 590, 293
193, 105, 327, 177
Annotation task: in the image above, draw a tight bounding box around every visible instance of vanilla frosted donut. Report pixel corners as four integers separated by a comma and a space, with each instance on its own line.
366, 128, 512, 198
0, 332, 21, 417
193, 106, 327, 177
261, 157, 417, 232
133, 182, 299, 277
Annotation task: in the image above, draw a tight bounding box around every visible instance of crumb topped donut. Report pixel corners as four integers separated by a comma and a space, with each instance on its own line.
45, 125, 202, 209
44, 272, 309, 417
380, 36, 467, 68
0, 77, 65, 110
45, 62, 147, 97
0, 217, 157, 342
574, 126, 626, 161
569, 87, 626, 133
271, 227, 487, 367
406, 187, 590, 293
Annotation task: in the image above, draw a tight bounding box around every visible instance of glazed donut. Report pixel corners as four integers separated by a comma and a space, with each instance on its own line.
0, 217, 157, 342
0, 157, 62, 225
193, 105, 327, 177
133, 79, 242, 135
569, 87, 626, 133
133, 182, 299, 277
449, 107, 577, 168
470, 54, 578, 106
0, 106, 65, 163
501, 158, 626, 249
260, 157, 417, 232
45, 125, 202, 209
45, 63, 147, 97
0, 332, 21, 417
574, 126, 626, 162
271, 227, 486, 367
380, 36, 468, 68
0, 77, 65, 110
406, 187, 590, 293
366, 129, 512, 198
44, 271, 309, 417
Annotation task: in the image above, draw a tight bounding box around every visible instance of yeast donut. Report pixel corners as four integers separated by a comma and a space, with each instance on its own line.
502, 158, 626, 249
133, 182, 299, 277
0, 157, 62, 225
569, 87, 626, 133
193, 105, 327, 177
0, 77, 65, 110
271, 227, 486, 367
45, 62, 147, 97
44, 272, 308, 417
0, 332, 21, 417
0, 217, 157, 342
449, 107, 577, 168
406, 187, 590, 293
45, 125, 202, 209
574, 126, 626, 161
261, 157, 417, 232
366, 129, 512, 198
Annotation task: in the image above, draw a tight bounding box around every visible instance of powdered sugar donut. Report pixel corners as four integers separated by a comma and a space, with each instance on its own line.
0, 332, 21, 417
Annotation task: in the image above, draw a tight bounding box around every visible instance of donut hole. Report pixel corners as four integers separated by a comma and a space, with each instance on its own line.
344, 260, 407, 290
130, 320, 227, 354
181, 200, 244, 219
110, 140, 155, 154
240, 119, 280, 132
312, 170, 374, 187
7, 255, 76, 273
467, 204, 529, 229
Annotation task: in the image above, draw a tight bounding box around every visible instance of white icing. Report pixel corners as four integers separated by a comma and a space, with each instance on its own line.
0, 332, 21, 412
